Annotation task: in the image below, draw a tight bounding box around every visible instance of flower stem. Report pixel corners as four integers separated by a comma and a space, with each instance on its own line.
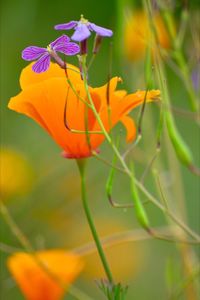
73, 226, 199, 257
77, 159, 114, 284
0, 200, 33, 253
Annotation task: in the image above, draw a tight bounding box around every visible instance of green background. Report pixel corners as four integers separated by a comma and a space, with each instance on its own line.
1, 0, 199, 299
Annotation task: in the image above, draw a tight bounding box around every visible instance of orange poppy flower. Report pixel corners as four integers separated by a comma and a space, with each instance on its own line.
7, 250, 83, 300
8, 63, 160, 158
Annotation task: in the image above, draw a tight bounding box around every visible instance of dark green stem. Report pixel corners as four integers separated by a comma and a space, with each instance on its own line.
77, 159, 114, 284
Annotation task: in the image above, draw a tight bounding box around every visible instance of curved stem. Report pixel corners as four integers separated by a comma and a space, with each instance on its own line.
0, 200, 33, 253
77, 159, 114, 284
73, 226, 200, 257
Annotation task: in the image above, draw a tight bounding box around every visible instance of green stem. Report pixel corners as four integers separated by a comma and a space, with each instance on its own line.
73, 226, 199, 257
77, 159, 114, 284
170, 265, 200, 299
172, 50, 198, 112
69, 285, 94, 300
159, 4, 198, 112
0, 201, 33, 253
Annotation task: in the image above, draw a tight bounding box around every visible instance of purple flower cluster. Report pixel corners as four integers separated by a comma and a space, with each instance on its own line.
22, 15, 113, 73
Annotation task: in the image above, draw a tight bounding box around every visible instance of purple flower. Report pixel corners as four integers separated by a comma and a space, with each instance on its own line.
54, 15, 113, 42
22, 35, 80, 73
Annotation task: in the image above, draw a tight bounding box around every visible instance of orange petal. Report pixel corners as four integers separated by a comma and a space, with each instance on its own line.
120, 115, 136, 142
20, 62, 81, 90
113, 89, 160, 118
8, 77, 101, 157
9, 78, 77, 153
93, 89, 159, 137
114, 90, 127, 98
91, 78, 126, 134
7, 250, 83, 300
93, 77, 122, 107
87, 92, 101, 130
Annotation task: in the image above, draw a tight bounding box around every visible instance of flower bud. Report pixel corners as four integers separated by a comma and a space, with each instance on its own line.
93, 35, 103, 54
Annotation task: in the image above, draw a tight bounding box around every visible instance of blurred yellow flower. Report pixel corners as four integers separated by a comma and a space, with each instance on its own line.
0, 148, 34, 199
7, 250, 84, 300
124, 10, 171, 61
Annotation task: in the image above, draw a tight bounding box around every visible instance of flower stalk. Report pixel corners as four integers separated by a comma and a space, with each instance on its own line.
76, 159, 114, 284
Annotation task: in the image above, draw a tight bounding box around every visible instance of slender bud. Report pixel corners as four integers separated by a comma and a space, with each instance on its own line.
80, 39, 88, 55
77, 55, 84, 80
106, 161, 115, 201
130, 166, 150, 230
78, 54, 88, 80
166, 112, 193, 167
93, 35, 103, 54
156, 107, 164, 147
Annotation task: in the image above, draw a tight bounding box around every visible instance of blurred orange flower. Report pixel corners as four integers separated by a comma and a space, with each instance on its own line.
7, 250, 83, 300
8, 63, 159, 158
124, 10, 171, 61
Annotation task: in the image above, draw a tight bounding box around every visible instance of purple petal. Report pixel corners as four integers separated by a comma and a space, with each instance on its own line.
50, 34, 70, 48
89, 23, 113, 37
54, 42, 80, 56
54, 21, 77, 30
22, 46, 47, 61
71, 23, 91, 42
32, 53, 50, 73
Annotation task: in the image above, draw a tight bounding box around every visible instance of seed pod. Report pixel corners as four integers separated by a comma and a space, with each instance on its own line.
130, 165, 150, 230
106, 166, 115, 201
106, 146, 118, 201
166, 112, 193, 167
93, 35, 103, 54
